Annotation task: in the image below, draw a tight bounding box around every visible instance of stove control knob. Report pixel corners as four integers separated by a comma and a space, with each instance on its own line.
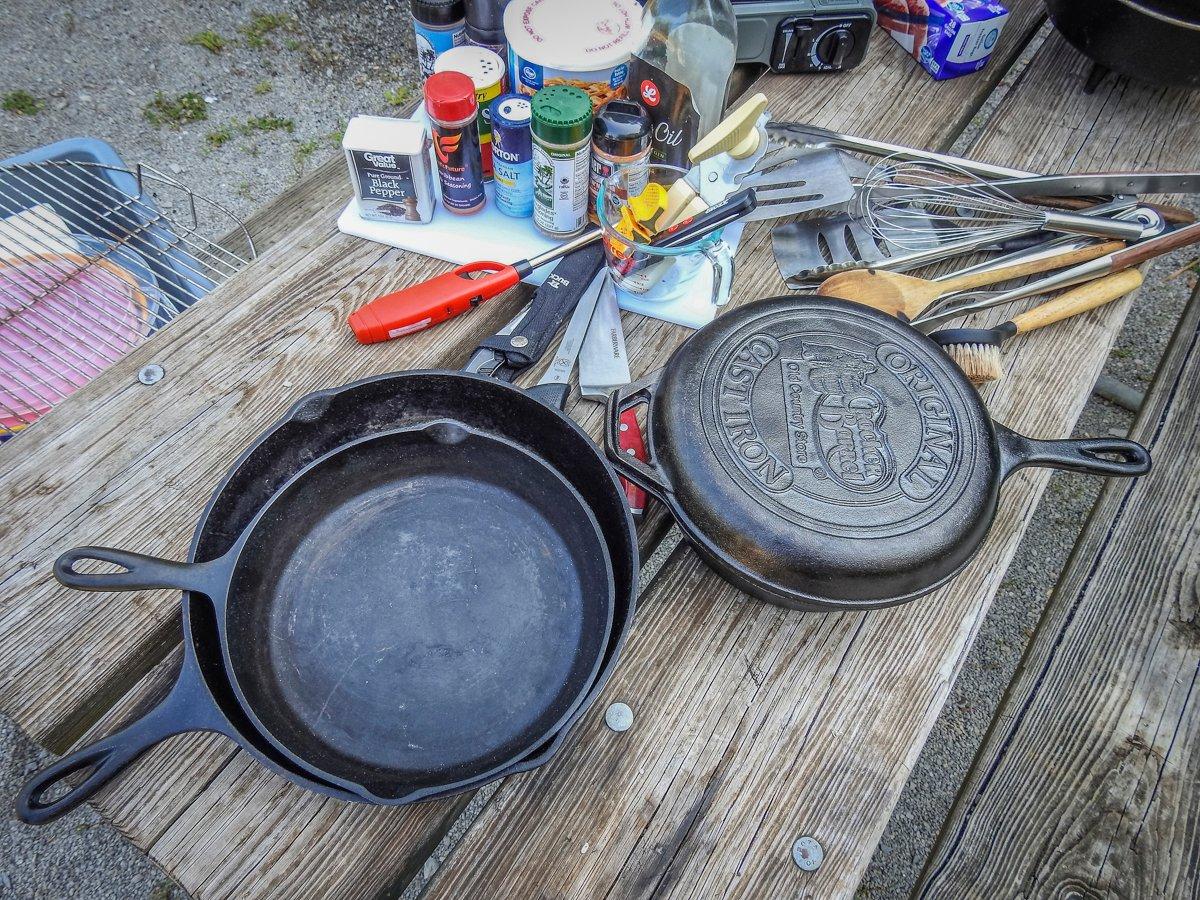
815, 28, 855, 69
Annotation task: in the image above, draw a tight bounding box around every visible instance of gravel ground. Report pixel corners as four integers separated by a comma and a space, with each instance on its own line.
2, 5, 1198, 898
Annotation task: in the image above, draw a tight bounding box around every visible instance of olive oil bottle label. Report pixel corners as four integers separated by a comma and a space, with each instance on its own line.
626, 59, 700, 169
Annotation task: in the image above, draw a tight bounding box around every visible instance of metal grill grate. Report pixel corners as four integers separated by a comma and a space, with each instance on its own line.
0, 160, 254, 440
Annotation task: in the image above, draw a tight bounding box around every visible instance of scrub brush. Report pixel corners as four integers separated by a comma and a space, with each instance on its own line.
930, 268, 1145, 386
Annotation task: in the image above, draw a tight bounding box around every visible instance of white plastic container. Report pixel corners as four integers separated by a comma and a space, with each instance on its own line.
503, 0, 643, 110
342, 116, 436, 224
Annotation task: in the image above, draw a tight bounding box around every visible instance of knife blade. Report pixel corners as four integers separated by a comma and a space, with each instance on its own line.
579, 276, 629, 400
538, 269, 607, 389
988, 172, 1200, 199
578, 276, 648, 516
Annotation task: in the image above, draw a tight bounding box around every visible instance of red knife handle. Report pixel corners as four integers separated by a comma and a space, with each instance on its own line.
617, 408, 649, 516
348, 261, 520, 344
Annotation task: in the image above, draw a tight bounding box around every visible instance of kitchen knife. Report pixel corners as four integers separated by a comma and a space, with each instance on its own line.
533, 268, 609, 409
579, 276, 648, 516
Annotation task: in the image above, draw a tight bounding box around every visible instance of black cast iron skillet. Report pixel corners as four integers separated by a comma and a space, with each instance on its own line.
21, 419, 615, 820
606, 295, 1151, 610
1046, 0, 1200, 88
194, 373, 640, 803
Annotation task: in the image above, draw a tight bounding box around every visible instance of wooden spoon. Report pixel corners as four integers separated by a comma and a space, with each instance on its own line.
817, 241, 1125, 320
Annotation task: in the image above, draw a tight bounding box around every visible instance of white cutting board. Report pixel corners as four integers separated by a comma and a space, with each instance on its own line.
336, 105, 725, 327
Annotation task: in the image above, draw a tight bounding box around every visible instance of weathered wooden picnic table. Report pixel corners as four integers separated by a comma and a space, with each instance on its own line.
2, 4, 1199, 897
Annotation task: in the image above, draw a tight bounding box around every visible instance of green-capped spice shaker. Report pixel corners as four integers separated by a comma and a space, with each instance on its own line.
531, 86, 594, 238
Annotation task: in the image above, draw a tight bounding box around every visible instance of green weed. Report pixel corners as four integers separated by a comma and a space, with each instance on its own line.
241, 11, 298, 50
2, 90, 43, 115
143, 92, 208, 127
185, 30, 227, 53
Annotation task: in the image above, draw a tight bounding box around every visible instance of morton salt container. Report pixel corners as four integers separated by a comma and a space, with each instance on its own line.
411, 0, 468, 80
531, 85, 593, 237
342, 116, 436, 224
490, 93, 534, 217
424, 71, 487, 214
504, 0, 643, 111
433, 46, 506, 181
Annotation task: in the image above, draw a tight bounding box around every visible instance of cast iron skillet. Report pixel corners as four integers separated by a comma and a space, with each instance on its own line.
606, 295, 1151, 610
20, 415, 618, 821
1046, 0, 1200, 88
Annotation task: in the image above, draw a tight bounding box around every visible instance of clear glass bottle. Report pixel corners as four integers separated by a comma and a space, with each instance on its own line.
625, 0, 737, 169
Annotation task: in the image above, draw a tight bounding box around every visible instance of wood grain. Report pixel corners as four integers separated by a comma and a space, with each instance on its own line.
418, 32, 1200, 900
0, 6, 1115, 898
916, 286, 1200, 900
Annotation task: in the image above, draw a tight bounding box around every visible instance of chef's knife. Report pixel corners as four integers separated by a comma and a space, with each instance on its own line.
579, 276, 648, 516
533, 269, 608, 409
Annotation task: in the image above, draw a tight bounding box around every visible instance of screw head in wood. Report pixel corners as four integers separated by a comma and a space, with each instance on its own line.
791, 836, 823, 872
605, 702, 633, 732
138, 364, 165, 385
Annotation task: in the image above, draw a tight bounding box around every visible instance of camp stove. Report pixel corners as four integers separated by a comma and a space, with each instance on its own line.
732, 0, 876, 73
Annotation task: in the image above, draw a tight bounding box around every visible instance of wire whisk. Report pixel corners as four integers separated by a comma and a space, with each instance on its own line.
856, 157, 1146, 251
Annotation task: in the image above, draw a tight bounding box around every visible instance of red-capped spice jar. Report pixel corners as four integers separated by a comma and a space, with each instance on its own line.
424, 71, 486, 214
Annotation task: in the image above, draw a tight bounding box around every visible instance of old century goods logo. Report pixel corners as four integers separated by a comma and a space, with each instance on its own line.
712, 329, 961, 517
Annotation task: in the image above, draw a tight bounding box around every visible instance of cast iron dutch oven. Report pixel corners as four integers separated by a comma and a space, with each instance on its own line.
606, 295, 1151, 610
1046, 0, 1200, 88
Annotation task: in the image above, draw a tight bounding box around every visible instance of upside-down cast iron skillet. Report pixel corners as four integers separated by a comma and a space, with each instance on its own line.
606, 295, 1151, 610
20, 371, 638, 823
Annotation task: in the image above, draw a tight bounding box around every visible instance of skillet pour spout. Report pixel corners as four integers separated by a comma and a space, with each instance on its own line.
605, 295, 1151, 610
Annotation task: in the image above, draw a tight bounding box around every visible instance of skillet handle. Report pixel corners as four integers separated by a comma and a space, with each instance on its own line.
16, 651, 224, 825
55, 547, 222, 596
997, 427, 1151, 480
604, 371, 672, 498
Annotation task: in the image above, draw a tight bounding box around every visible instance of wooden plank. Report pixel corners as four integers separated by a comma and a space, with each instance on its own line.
417, 34, 1200, 900
914, 295, 1200, 897
223, 155, 348, 257
0, 10, 1047, 900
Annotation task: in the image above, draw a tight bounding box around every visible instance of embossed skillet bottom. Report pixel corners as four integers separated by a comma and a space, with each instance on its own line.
606, 295, 1152, 610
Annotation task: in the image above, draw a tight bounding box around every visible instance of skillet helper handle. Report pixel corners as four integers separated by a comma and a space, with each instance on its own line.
348, 261, 521, 344
998, 427, 1151, 480
16, 653, 221, 825
476, 244, 607, 375
935, 241, 1125, 295
617, 409, 649, 516
1011, 269, 1144, 334
55, 547, 220, 596
604, 372, 671, 497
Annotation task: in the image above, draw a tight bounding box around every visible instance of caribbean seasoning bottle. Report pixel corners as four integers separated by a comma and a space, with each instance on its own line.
425, 71, 487, 215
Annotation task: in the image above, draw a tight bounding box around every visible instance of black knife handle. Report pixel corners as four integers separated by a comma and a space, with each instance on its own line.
476, 243, 607, 379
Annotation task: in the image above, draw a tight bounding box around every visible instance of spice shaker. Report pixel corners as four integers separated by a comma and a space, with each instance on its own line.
433, 46, 505, 182
491, 94, 534, 218
425, 71, 487, 215
589, 99, 652, 223
531, 86, 593, 238
411, 0, 468, 81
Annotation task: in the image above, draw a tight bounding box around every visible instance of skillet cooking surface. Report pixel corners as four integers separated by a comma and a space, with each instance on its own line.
226, 425, 614, 793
